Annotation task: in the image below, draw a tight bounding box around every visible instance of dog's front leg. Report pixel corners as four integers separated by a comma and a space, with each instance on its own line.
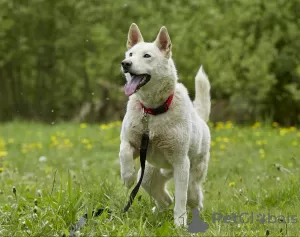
173, 157, 190, 227
119, 141, 136, 188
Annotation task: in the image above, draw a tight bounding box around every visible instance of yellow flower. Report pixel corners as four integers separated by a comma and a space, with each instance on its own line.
50, 137, 58, 147
289, 126, 296, 132
0, 151, 8, 157
0, 167, 3, 172
111, 121, 121, 127
63, 139, 73, 148
256, 140, 267, 146
229, 182, 235, 187
297, 132, 300, 137
86, 144, 93, 150
219, 144, 226, 150
0, 139, 6, 147
216, 122, 224, 130
81, 138, 90, 144
36, 143, 42, 149
292, 141, 298, 146
252, 122, 261, 129
272, 122, 279, 128
99, 124, 109, 130
22, 148, 28, 153
259, 149, 265, 154
80, 123, 87, 129
259, 149, 265, 159
279, 128, 288, 136
223, 137, 229, 143
211, 141, 216, 147
225, 121, 233, 129
8, 138, 15, 144
51, 136, 57, 141
216, 136, 222, 142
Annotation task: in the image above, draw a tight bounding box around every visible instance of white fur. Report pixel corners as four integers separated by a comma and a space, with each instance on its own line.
119, 23, 211, 227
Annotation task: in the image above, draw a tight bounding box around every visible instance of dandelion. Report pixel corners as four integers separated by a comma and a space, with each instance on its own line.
225, 121, 233, 129
50, 136, 58, 147
0, 151, 8, 157
86, 144, 93, 150
223, 137, 229, 143
111, 121, 121, 126
211, 141, 216, 147
8, 138, 15, 144
219, 144, 226, 150
279, 128, 288, 136
100, 124, 109, 130
22, 146, 28, 153
289, 126, 296, 132
215, 122, 224, 130
252, 122, 261, 129
0, 167, 4, 172
63, 139, 73, 148
229, 182, 235, 187
81, 138, 90, 144
216, 136, 222, 142
297, 132, 300, 137
0, 139, 6, 147
80, 123, 87, 129
259, 149, 265, 159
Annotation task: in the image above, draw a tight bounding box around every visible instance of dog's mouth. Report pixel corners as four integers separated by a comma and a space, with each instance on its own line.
124, 73, 151, 96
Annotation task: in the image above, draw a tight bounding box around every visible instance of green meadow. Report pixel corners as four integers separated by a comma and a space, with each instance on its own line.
0, 121, 299, 236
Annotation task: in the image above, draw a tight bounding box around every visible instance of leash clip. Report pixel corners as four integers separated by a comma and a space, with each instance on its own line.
142, 110, 149, 132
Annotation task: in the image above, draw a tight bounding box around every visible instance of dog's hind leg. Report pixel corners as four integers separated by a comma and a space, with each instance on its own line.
137, 162, 173, 210
187, 152, 209, 210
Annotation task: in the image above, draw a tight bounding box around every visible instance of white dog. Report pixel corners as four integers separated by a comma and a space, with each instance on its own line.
119, 23, 211, 227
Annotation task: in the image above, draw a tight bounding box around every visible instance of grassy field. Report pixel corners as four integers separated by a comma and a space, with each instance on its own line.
0, 121, 299, 236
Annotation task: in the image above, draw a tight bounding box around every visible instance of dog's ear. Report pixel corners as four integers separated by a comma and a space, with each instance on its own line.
127, 23, 144, 49
155, 26, 172, 57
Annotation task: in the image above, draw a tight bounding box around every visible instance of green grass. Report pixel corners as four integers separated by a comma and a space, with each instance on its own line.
0, 121, 299, 236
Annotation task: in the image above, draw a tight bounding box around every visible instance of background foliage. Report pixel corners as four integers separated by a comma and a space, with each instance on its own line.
1, 0, 300, 124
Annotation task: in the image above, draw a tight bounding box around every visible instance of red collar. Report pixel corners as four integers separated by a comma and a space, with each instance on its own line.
139, 92, 174, 115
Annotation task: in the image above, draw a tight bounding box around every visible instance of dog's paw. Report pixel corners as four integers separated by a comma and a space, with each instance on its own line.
174, 213, 187, 227
121, 171, 135, 188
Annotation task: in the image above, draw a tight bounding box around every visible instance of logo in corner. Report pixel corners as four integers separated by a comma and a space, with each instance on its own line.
188, 209, 209, 233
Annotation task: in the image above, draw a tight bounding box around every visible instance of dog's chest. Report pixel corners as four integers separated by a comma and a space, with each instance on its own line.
128, 116, 175, 168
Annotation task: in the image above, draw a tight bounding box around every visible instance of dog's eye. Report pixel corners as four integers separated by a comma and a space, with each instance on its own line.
143, 54, 151, 58
129, 52, 133, 57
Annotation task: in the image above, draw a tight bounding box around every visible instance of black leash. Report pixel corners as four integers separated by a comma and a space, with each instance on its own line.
123, 131, 149, 212
69, 119, 149, 237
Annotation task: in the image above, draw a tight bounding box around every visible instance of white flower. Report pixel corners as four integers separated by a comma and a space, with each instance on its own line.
39, 156, 47, 162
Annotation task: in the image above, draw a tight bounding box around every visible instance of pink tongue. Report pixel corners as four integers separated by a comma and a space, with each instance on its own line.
124, 75, 144, 96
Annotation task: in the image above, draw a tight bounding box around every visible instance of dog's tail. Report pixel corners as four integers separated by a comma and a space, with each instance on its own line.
193, 65, 211, 122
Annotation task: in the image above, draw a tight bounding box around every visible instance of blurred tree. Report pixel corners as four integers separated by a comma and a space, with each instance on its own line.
0, 0, 299, 124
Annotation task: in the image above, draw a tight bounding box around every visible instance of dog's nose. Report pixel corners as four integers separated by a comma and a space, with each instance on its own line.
121, 60, 132, 72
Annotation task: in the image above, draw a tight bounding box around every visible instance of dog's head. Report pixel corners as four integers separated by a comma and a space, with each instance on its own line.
122, 23, 177, 97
